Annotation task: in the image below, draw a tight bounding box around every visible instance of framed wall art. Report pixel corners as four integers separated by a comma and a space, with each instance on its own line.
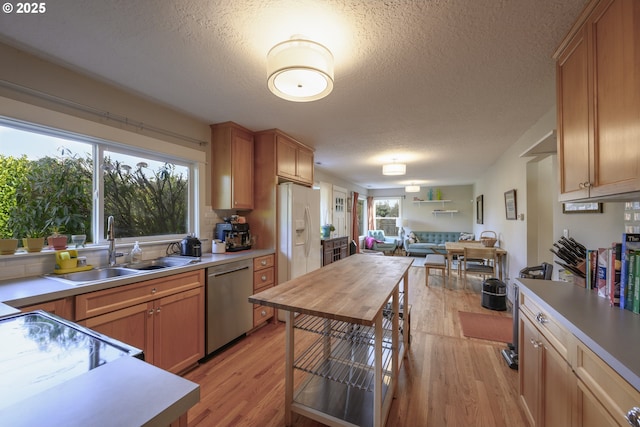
504, 189, 517, 220
476, 195, 484, 224
562, 202, 603, 214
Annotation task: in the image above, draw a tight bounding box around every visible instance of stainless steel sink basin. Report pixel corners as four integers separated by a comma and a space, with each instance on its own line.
45, 267, 141, 285
124, 256, 200, 271
43, 256, 199, 285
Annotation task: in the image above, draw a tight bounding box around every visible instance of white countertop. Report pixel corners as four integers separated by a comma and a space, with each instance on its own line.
516, 278, 640, 391
3, 356, 199, 427
0, 249, 274, 309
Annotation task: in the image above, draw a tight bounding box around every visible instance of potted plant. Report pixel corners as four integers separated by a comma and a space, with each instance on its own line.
0, 231, 18, 255
321, 224, 335, 239
23, 228, 46, 253
47, 225, 68, 250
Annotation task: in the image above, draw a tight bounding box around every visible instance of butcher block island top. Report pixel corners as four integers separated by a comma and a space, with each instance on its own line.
249, 254, 414, 325
250, 254, 414, 427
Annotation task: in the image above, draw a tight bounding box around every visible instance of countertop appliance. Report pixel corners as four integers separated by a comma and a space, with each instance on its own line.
0, 310, 143, 410
180, 234, 202, 257
277, 182, 321, 320
205, 258, 253, 355
215, 222, 252, 252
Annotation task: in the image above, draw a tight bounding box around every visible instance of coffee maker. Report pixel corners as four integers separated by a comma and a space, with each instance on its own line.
215, 222, 252, 252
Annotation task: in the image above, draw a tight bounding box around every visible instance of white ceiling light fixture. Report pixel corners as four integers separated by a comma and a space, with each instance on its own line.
382, 160, 406, 176
267, 35, 334, 102
405, 184, 420, 193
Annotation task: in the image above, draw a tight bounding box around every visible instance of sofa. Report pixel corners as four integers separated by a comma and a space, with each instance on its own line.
403, 231, 464, 256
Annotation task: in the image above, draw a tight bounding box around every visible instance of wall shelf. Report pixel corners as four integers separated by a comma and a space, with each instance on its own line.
413, 200, 451, 206
432, 210, 458, 217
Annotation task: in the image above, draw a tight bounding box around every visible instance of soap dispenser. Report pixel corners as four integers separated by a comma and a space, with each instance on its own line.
131, 241, 143, 264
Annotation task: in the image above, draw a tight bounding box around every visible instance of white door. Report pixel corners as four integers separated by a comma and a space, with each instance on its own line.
333, 185, 347, 237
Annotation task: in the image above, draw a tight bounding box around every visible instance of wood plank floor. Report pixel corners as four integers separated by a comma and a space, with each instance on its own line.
184, 262, 529, 427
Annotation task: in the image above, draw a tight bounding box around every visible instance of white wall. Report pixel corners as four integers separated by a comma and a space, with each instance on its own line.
475, 107, 626, 283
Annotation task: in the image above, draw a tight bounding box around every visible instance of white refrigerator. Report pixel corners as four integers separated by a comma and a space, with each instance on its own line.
278, 182, 322, 289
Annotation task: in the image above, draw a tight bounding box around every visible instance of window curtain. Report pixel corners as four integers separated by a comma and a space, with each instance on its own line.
351, 191, 359, 252
367, 196, 374, 231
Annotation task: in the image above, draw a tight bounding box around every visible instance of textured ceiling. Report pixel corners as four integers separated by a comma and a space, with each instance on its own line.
0, 0, 589, 189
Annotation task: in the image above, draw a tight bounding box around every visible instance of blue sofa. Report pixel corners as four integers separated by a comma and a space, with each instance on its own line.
403, 231, 463, 256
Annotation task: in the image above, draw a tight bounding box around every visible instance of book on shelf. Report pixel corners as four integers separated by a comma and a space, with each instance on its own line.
597, 247, 609, 299
635, 251, 640, 314
620, 233, 640, 311
610, 242, 621, 307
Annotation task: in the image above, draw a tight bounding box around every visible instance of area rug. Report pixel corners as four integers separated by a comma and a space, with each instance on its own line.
458, 311, 512, 343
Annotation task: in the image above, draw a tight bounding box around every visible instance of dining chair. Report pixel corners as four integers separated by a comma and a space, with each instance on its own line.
462, 247, 497, 289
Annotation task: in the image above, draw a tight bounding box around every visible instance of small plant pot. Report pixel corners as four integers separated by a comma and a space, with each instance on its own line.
48, 235, 68, 250
0, 238, 19, 255
71, 234, 86, 248
23, 237, 45, 253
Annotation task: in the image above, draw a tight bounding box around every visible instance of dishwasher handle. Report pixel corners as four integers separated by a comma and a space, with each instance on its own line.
210, 266, 250, 277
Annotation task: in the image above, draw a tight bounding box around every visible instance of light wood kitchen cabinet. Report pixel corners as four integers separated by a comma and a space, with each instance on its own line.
573, 340, 640, 427
211, 121, 254, 210
519, 292, 574, 427
18, 296, 75, 320
256, 129, 314, 187
554, 0, 640, 201
252, 254, 274, 327
76, 270, 204, 374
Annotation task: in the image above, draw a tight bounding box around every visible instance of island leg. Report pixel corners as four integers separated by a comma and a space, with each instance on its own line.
285, 310, 294, 426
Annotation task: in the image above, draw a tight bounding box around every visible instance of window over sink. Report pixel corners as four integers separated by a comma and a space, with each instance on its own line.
0, 117, 196, 245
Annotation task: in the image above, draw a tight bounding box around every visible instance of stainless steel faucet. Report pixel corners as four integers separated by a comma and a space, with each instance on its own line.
107, 215, 116, 266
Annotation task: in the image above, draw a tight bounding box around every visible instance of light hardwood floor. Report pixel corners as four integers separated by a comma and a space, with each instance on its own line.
184, 261, 529, 427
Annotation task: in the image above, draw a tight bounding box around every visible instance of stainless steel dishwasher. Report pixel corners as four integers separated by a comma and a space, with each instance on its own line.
206, 258, 253, 355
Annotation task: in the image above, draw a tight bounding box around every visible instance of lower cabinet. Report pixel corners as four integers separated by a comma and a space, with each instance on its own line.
519, 291, 640, 427
519, 312, 572, 427
573, 340, 640, 427
18, 296, 74, 320
76, 270, 204, 375
253, 254, 275, 327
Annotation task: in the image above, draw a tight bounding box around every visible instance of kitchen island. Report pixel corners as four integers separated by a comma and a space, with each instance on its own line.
249, 254, 413, 427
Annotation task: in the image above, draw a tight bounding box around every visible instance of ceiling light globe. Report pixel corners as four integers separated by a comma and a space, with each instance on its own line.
267, 37, 334, 102
382, 163, 406, 175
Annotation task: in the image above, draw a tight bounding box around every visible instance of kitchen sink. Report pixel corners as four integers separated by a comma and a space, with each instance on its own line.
43, 256, 200, 285
45, 267, 141, 285
123, 256, 200, 271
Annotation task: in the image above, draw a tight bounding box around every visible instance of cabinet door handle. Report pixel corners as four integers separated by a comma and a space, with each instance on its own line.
151, 287, 157, 294
261, 310, 267, 317
530, 338, 541, 348
627, 407, 640, 427
156, 307, 161, 314
261, 275, 267, 281
584, 181, 592, 188
261, 260, 267, 266
148, 309, 154, 316
536, 312, 548, 324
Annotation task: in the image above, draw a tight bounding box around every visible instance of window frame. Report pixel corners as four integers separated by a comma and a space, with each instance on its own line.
0, 116, 198, 245
373, 197, 402, 236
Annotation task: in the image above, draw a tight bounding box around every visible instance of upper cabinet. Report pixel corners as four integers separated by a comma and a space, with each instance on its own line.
256, 129, 314, 186
555, 0, 640, 201
211, 122, 254, 210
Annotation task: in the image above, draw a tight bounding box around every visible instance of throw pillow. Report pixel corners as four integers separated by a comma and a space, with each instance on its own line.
459, 232, 475, 241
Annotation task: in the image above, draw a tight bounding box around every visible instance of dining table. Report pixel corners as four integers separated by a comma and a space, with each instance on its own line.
444, 241, 508, 280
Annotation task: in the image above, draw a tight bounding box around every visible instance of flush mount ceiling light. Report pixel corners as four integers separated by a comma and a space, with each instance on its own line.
382, 161, 406, 176
405, 184, 420, 193
267, 35, 334, 102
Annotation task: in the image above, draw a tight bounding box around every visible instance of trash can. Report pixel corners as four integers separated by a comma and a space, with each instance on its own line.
482, 278, 507, 311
